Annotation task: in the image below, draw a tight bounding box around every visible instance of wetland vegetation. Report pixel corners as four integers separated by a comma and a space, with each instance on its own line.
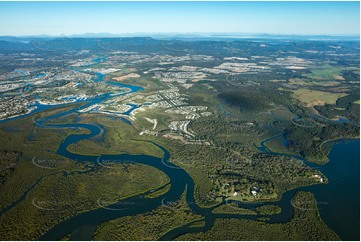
0, 36, 359, 240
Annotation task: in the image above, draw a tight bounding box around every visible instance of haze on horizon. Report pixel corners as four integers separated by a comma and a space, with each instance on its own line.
0, 1, 359, 36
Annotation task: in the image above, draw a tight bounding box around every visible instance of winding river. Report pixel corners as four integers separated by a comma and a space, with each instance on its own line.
1, 79, 359, 240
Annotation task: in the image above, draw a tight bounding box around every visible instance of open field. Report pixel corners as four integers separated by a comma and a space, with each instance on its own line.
290, 88, 348, 107
288, 78, 340, 87
305, 65, 345, 80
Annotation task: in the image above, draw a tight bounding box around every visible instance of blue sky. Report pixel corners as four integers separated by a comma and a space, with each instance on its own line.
0, 1, 359, 36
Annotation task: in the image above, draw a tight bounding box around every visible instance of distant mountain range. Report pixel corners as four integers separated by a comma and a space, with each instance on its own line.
0, 33, 359, 42
0, 33, 358, 53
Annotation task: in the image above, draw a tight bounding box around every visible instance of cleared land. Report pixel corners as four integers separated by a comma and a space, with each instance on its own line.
291, 88, 348, 107
305, 65, 344, 80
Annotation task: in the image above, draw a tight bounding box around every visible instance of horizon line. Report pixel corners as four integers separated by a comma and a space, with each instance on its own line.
1, 32, 360, 38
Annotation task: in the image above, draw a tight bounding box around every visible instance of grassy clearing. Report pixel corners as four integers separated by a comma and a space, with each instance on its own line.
288, 78, 340, 87
291, 88, 348, 107
305, 65, 344, 80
